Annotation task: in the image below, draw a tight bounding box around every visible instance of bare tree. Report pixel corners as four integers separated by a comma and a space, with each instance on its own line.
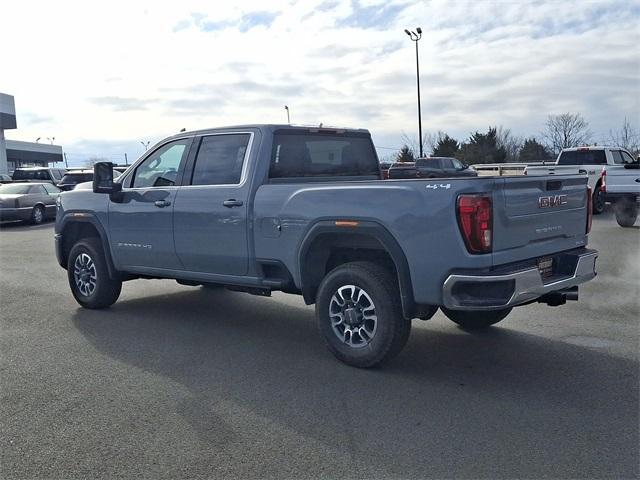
496, 126, 523, 163
401, 131, 437, 157
609, 117, 639, 154
542, 113, 592, 155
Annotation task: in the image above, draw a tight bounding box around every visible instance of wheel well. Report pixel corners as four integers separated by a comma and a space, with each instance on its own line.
60, 221, 101, 268
301, 232, 400, 305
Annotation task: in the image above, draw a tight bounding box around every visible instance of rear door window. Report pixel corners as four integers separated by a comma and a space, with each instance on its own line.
610, 151, 624, 164
190, 134, 250, 185
30, 185, 47, 194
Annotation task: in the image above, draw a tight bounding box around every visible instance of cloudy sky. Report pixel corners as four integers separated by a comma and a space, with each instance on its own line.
1, 0, 638, 165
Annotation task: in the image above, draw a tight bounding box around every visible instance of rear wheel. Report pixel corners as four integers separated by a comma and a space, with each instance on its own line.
592, 186, 605, 214
67, 238, 122, 309
30, 205, 44, 224
441, 307, 512, 330
614, 198, 638, 227
316, 261, 410, 368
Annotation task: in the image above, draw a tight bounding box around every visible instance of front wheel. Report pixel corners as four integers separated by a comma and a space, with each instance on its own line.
316, 261, 411, 368
441, 307, 512, 330
67, 238, 122, 309
614, 199, 638, 227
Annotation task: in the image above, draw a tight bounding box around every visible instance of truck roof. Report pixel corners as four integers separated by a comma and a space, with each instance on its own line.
168, 124, 371, 139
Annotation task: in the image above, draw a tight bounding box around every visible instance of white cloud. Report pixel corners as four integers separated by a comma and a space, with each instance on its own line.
1, 0, 638, 163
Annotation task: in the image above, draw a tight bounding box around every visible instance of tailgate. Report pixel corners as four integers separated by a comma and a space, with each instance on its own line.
492, 175, 589, 265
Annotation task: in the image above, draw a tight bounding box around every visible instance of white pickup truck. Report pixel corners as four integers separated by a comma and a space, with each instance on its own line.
602, 163, 640, 227
524, 146, 638, 214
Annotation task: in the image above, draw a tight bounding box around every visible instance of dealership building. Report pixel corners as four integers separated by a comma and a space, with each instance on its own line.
0, 93, 63, 175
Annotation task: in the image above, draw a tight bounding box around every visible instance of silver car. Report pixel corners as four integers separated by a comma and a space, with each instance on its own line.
0, 182, 61, 224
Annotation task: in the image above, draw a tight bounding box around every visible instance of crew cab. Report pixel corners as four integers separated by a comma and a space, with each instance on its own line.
524, 146, 637, 214
55, 125, 598, 367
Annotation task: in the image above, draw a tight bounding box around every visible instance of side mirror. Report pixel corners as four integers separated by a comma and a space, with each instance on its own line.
93, 162, 122, 194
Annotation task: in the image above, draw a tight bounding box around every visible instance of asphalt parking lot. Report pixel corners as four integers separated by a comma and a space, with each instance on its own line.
0, 210, 638, 479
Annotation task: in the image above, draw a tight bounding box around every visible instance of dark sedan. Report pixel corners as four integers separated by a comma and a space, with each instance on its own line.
416, 157, 477, 178
0, 182, 60, 224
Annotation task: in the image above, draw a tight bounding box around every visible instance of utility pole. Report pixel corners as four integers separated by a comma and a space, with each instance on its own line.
63, 152, 68, 168
124, 153, 128, 165
284, 105, 290, 124
404, 27, 423, 158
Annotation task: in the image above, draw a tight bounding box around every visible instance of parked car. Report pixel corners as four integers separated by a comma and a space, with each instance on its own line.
57, 170, 94, 191
416, 157, 478, 178
0, 182, 60, 224
0, 174, 12, 183
387, 161, 417, 179
524, 146, 637, 214
601, 161, 640, 227
56, 124, 597, 368
12, 167, 66, 185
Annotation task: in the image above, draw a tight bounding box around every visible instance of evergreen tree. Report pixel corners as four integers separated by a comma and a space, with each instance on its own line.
432, 134, 459, 157
396, 145, 415, 162
519, 138, 553, 162
456, 127, 507, 164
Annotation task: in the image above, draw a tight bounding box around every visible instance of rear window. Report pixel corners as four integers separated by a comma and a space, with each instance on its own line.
269, 132, 379, 179
558, 150, 606, 165
12, 169, 51, 181
61, 173, 93, 184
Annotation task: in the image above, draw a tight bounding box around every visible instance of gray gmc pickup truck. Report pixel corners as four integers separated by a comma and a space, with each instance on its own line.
55, 125, 598, 367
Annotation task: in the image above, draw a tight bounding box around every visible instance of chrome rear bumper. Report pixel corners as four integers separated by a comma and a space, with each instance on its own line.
442, 249, 598, 310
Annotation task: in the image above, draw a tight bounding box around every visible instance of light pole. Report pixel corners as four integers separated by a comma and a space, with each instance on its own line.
140, 140, 150, 151
47, 136, 55, 145
284, 105, 290, 124
404, 27, 423, 158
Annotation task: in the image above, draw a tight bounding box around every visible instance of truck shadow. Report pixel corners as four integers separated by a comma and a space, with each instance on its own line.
71, 288, 639, 478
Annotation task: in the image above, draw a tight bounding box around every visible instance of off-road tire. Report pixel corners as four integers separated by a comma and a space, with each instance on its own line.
67, 238, 122, 309
592, 187, 605, 215
316, 261, 410, 368
441, 307, 512, 330
614, 199, 638, 228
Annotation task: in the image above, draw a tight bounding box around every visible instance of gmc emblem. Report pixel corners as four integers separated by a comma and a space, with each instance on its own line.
538, 194, 568, 208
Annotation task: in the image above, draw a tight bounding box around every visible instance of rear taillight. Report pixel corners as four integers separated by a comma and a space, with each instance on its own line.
586, 186, 593, 233
600, 168, 606, 193
457, 194, 492, 254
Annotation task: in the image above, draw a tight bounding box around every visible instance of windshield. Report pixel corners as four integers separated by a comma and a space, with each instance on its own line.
0, 184, 33, 194
60, 173, 93, 184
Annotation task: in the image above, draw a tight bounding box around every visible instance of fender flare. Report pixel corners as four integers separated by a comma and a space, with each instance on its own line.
57, 212, 119, 279
297, 220, 416, 318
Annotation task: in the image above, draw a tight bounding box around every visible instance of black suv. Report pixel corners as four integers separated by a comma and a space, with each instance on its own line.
57, 170, 94, 191
12, 167, 66, 184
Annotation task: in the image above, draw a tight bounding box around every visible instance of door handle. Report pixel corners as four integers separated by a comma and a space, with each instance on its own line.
578, 169, 587, 174
154, 200, 171, 208
223, 199, 243, 208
